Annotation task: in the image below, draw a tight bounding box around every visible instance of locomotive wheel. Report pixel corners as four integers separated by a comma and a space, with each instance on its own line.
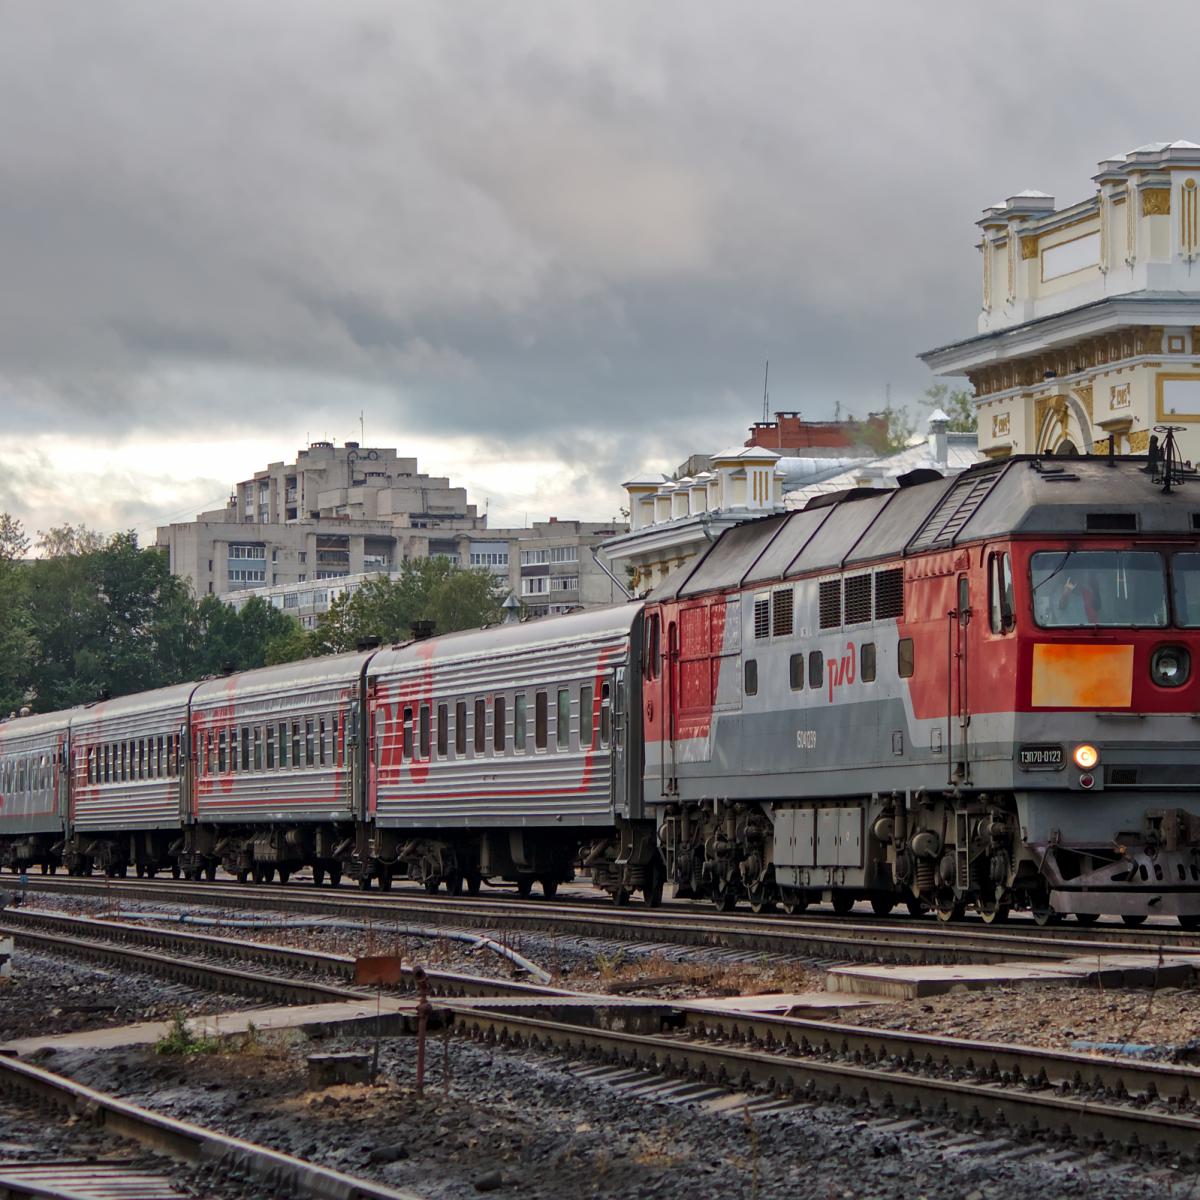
643, 871, 665, 909
312, 865, 325, 887
1121, 914, 1147, 927
236, 869, 249, 884
1179, 915, 1200, 930
540, 878, 558, 900
831, 893, 855, 916
446, 871, 464, 897
327, 865, 342, 888
1074, 912, 1100, 926
135, 863, 145, 878
466, 873, 482, 896
377, 866, 393, 892
977, 896, 1009, 924
612, 886, 630, 906
277, 868, 290, 885
780, 891, 808, 916
263, 867, 276, 883
905, 897, 926, 916
711, 883, 738, 912
358, 874, 372, 891
870, 896, 894, 917
1031, 903, 1061, 926
204, 861, 217, 882
516, 877, 533, 899
748, 886, 775, 915
171, 864, 180, 880
935, 899, 966, 923
423, 876, 438, 894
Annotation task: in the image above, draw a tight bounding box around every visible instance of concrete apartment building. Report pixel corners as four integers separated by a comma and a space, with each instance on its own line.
160, 441, 629, 623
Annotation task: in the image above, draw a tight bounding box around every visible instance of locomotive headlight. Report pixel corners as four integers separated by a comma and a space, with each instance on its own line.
1151, 645, 1191, 688
1072, 743, 1099, 770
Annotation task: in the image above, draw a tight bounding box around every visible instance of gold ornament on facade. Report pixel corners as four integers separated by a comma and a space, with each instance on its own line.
992, 412, 1011, 438
1071, 385, 1093, 421
1020, 236, 1039, 261
1128, 430, 1150, 454
1111, 383, 1131, 410
1141, 188, 1171, 217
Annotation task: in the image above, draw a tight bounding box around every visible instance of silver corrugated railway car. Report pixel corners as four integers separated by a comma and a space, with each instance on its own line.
66, 684, 195, 877
365, 606, 648, 898
0, 709, 72, 873
187, 652, 373, 883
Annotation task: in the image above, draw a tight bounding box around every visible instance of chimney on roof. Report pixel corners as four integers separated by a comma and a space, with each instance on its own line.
927, 408, 950, 469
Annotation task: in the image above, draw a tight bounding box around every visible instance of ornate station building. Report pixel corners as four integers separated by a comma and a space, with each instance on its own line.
921, 141, 1200, 462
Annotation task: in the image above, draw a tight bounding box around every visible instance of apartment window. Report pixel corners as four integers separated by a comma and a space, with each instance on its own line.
898, 637, 915, 679
535, 691, 548, 750
494, 697, 506, 752
455, 701, 467, 756
514, 694, 527, 751
403, 707, 414, 759
861, 642, 876, 683
437, 703, 448, 757
579, 685, 594, 749
520, 548, 550, 566
744, 659, 758, 696
419, 705, 431, 759
474, 699, 486, 754
522, 576, 549, 596
789, 652, 805, 691
557, 688, 571, 749
808, 650, 824, 689
550, 575, 579, 591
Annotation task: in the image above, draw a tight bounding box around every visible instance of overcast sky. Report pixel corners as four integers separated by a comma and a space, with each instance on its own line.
3, 0, 1199, 538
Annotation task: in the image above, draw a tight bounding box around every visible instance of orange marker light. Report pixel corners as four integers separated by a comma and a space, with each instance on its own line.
1073, 743, 1099, 770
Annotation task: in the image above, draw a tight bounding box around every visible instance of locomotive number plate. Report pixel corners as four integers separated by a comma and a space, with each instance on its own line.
1019, 744, 1064, 770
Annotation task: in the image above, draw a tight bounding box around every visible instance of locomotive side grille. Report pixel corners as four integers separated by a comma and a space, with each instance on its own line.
819, 579, 842, 629
874, 568, 904, 620
906, 466, 1003, 552
772, 587, 794, 637
844, 574, 872, 624
753, 595, 770, 640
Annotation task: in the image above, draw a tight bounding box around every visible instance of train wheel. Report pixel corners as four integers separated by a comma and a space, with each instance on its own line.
358, 874, 372, 891
236, 870, 249, 884
780, 891, 808, 916
831, 893, 855, 916
978, 897, 1009, 924
905, 897, 926, 916
612, 886, 630, 907
1074, 912, 1100, 926
711, 884, 738, 913
445, 871, 464, 896
312, 865, 325, 887
204, 861, 217, 882
135, 863, 145, 878
643, 872, 665, 909
378, 867, 393, 892
466, 873, 482, 896
516, 877, 533, 899
748, 886, 775, 915
171, 864, 180, 880
277, 868, 290, 885
327, 865, 342, 888
1031, 903, 1060, 926
1178, 915, 1200, 930
263, 867, 276, 884
540, 878, 558, 900
423, 876, 438, 894
1121, 914, 1147, 927
935, 899, 965, 923
870, 896, 895, 917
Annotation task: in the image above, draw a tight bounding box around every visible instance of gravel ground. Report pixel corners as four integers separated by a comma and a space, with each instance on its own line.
0, 947, 263, 1044
46, 1027, 1199, 1200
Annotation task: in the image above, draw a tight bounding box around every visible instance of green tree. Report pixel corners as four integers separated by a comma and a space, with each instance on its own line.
313, 559, 505, 653
0, 514, 33, 714
923, 382, 977, 432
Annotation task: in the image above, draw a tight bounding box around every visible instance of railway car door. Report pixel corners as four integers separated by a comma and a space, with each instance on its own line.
611, 665, 628, 816
948, 573, 972, 783
665, 618, 679, 793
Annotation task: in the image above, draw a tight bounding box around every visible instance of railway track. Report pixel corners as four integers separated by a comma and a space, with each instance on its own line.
0, 1054, 423, 1200
9, 875, 1194, 966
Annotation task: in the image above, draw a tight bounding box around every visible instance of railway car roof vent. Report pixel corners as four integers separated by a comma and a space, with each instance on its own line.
905, 466, 1005, 553
1086, 512, 1138, 532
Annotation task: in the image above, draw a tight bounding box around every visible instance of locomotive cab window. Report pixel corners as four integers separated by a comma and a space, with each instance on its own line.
988, 551, 1015, 634
1031, 550, 1167, 628
860, 642, 876, 682
645, 613, 660, 679
898, 637, 915, 678
808, 650, 823, 689
1171, 552, 1200, 626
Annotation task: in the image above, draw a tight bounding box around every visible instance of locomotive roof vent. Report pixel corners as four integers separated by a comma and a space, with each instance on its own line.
1086, 512, 1138, 532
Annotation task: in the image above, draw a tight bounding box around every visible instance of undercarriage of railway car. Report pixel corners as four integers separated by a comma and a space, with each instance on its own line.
584, 820, 664, 906
59, 829, 180, 879
0, 833, 61, 874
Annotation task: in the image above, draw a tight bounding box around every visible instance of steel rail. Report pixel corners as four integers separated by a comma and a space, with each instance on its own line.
448, 1005, 1200, 1158
13, 876, 1182, 965
0, 1056, 424, 1200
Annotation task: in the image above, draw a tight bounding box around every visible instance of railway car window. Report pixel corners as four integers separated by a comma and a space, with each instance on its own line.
580, 685, 594, 749
819, 579, 842, 629
333, 713, 341, 767
318, 718, 326, 766
291, 722, 301, 767
557, 689, 571, 749
218, 730, 227, 774
1031, 550, 1167, 628
772, 588, 794, 637
403, 707, 414, 760
474, 699, 486, 754
514, 694, 527, 751
437, 704, 448, 757
494, 697, 506, 752
789, 653, 805, 691
988, 552, 1015, 634
455, 701, 467, 756
898, 637, 915, 678
253, 727, 263, 771
158, 736, 166, 778
645, 614, 660, 679
808, 650, 823, 690
753, 594, 770, 640
265, 725, 276, 769
744, 658, 758, 696
305, 719, 315, 766
242, 727, 252, 772
229, 730, 238, 773
419, 705, 431, 759
138, 739, 145, 780
600, 684, 611, 748
535, 691, 548, 750
1171, 552, 1200, 626
861, 642, 876, 682
278, 723, 289, 768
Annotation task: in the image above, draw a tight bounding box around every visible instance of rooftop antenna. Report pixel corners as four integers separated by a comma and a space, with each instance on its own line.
762, 360, 770, 424
360, 411, 365, 445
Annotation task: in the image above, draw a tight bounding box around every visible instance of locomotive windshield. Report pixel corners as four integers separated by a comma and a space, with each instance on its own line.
1030, 550, 1168, 628
1172, 552, 1200, 626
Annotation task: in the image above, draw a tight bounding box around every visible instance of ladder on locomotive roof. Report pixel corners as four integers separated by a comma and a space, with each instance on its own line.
905, 465, 1005, 554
